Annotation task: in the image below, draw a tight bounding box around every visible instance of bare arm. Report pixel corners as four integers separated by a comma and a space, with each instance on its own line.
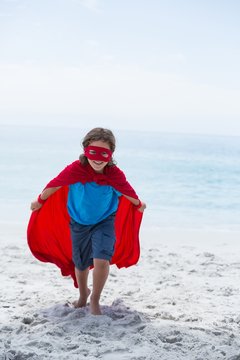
123, 194, 146, 213
30, 186, 62, 211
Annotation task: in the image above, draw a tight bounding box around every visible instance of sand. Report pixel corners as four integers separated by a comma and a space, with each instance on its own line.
1, 223, 240, 360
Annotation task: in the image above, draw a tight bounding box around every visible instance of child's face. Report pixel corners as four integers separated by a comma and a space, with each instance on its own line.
86, 140, 112, 173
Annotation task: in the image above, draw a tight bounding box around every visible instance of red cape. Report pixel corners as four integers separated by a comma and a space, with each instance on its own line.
44, 160, 139, 198
27, 162, 143, 288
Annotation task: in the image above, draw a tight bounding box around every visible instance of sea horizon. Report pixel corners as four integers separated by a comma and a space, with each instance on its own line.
1, 123, 240, 232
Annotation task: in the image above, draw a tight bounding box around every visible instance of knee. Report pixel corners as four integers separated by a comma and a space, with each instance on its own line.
93, 258, 109, 270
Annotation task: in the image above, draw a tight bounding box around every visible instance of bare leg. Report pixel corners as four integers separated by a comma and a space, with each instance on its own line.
73, 266, 91, 308
90, 259, 109, 315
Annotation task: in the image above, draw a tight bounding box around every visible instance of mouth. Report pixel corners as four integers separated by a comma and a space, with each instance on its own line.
93, 161, 104, 166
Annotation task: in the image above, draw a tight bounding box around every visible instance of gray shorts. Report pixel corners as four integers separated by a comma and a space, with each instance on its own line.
69, 213, 116, 271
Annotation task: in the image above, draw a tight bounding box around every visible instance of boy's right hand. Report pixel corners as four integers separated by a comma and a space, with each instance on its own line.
30, 200, 42, 211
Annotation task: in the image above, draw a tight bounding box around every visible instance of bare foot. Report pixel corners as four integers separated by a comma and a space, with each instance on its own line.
73, 288, 91, 308
90, 296, 102, 315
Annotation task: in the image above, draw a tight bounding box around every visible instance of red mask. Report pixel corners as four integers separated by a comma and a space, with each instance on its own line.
84, 145, 112, 162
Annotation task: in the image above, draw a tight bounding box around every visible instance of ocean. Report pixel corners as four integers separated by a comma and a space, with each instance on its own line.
1, 124, 240, 231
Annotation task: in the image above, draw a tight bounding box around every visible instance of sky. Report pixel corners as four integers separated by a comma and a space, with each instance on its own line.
0, 0, 240, 135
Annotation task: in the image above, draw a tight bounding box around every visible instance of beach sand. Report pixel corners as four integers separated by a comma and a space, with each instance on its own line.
1, 223, 240, 360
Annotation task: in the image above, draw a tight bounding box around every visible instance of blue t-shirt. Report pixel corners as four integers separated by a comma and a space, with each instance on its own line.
67, 182, 121, 225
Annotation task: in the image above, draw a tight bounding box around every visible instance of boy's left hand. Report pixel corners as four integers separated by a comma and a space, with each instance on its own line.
138, 202, 146, 212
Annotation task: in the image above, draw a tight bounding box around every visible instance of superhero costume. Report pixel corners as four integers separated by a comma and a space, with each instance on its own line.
27, 160, 143, 287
